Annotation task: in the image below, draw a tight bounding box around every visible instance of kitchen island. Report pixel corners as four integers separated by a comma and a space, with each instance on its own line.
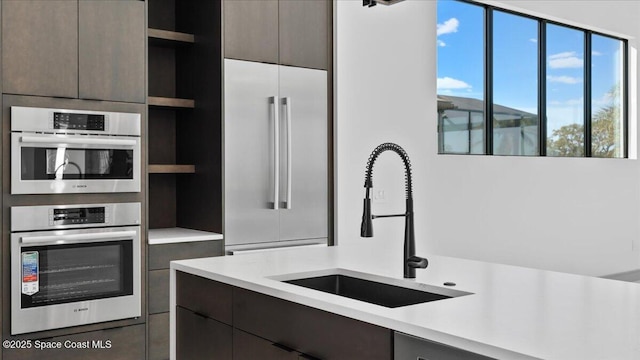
169, 238, 640, 359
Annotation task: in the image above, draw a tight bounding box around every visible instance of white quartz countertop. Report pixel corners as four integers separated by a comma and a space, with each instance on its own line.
171, 239, 640, 359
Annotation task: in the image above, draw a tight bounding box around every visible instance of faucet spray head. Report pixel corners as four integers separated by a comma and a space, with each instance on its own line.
361, 189, 374, 237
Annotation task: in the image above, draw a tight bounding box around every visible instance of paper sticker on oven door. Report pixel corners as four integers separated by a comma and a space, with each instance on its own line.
21, 251, 39, 295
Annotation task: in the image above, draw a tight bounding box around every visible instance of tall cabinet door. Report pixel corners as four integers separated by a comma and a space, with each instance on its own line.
225, 59, 280, 247
2, 0, 78, 98
79, 0, 146, 103
224, 0, 279, 64
278, 66, 328, 241
279, 0, 330, 70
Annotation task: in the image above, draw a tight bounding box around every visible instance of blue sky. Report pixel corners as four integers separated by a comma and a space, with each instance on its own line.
437, 0, 623, 134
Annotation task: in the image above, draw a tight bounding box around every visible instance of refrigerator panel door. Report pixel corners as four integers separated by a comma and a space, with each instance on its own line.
224, 59, 280, 246
278, 66, 328, 241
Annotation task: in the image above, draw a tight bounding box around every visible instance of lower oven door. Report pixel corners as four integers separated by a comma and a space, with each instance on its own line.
11, 132, 141, 194
11, 226, 141, 335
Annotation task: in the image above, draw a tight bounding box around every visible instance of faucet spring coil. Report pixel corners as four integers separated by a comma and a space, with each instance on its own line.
364, 142, 413, 198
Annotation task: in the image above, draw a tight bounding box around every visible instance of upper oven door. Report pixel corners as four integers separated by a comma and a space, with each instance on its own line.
11, 132, 141, 194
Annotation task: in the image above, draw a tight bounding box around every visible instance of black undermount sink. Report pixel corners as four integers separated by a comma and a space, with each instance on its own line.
284, 274, 452, 308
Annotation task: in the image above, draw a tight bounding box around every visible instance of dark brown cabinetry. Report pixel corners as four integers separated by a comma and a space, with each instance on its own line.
279, 0, 330, 70
148, 313, 170, 360
2, 0, 78, 98
2, 0, 145, 103
146, 1, 224, 358
176, 307, 232, 360
224, 0, 279, 64
146, 0, 223, 232
175, 272, 495, 360
224, 0, 330, 70
395, 332, 496, 360
146, 0, 224, 351
233, 329, 299, 360
175, 271, 232, 359
147, 242, 223, 360
234, 287, 392, 360
79, 0, 146, 103
176, 271, 393, 360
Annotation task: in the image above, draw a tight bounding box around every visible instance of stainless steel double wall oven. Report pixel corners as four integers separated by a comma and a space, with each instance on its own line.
9, 106, 143, 335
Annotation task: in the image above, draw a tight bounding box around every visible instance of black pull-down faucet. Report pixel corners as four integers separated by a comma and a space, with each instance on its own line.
360, 143, 428, 278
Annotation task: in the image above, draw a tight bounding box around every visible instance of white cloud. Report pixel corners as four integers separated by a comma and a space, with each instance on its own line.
547, 75, 582, 84
548, 98, 583, 106
546, 105, 585, 131
549, 51, 575, 60
592, 91, 620, 107
548, 51, 583, 69
438, 40, 446, 47
592, 50, 603, 56
529, 38, 538, 43
437, 18, 459, 36
437, 77, 471, 90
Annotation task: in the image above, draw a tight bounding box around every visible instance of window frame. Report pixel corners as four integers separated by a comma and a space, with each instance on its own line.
438, 0, 629, 158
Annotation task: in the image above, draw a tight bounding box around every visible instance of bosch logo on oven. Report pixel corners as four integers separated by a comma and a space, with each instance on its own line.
74, 307, 89, 313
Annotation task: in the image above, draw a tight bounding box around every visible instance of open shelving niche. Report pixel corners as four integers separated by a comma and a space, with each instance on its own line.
147, 0, 223, 243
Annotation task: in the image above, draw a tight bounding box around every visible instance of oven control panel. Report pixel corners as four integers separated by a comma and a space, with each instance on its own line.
49, 207, 108, 226
11, 203, 139, 232
53, 112, 106, 131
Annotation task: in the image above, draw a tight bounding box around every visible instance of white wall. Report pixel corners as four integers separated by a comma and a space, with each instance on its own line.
336, 0, 640, 276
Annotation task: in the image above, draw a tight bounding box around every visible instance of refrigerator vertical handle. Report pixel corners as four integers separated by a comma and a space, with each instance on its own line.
270, 96, 280, 210
283, 97, 292, 209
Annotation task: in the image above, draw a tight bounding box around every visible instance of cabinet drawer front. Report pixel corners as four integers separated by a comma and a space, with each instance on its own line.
149, 240, 223, 270
149, 269, 170, 314
149, 313, 170, 360
176, 271, 233, 325
394, 332, 496, 360
233, 288, 392, 360
176, 306, 232, 360
234, 328, 299, 360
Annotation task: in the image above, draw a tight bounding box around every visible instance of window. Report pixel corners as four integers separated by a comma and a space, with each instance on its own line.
546, 24, 585, 157
437, 0, 628, 158
437, 0, 484, 154
493, 11, 539, 156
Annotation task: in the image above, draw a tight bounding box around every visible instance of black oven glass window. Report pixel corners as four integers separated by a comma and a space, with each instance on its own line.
21, 241, 134, 308
20, 147, 133, 180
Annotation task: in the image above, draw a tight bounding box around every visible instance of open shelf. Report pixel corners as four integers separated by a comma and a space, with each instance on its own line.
147, 0, 222, 240
148, 227, 223, 245
148, 164, 195, 174
148, 28, 195, 45
148, 96, 195, 108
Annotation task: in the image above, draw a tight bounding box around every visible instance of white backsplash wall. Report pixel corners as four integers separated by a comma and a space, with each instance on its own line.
335, 0, 640, 276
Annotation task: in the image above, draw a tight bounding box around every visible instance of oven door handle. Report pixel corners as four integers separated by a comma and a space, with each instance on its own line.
21, 230, 137, 245
20, 135, 137, 147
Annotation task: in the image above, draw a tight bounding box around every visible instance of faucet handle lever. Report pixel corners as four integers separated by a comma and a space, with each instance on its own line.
407, 255, 428, 269
372, 213, 406, 219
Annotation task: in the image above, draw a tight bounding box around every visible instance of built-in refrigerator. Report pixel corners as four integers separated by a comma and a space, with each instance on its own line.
224, 59, 328, 253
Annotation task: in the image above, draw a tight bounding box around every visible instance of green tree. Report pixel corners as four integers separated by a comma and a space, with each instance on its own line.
547, 88, 621, 157
546, 123, 585, 157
